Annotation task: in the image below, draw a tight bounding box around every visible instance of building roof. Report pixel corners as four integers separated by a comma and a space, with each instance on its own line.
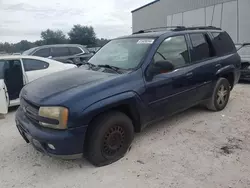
131, 0, 160, 13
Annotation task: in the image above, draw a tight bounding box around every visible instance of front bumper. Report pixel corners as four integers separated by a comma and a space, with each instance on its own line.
15, 107, 88, 159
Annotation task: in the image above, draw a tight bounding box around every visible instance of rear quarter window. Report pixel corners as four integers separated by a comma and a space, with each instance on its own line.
211, 32, 236, 56
22, 59, 49, 71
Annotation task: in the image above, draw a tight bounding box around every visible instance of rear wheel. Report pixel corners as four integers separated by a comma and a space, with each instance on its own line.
206, 78, 230, 111
86, 111, 134, 167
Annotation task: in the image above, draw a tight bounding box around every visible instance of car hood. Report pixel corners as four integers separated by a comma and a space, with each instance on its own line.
22, 68, 115, 104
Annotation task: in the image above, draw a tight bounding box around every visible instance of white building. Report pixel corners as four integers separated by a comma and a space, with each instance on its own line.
132, 0, 250, 43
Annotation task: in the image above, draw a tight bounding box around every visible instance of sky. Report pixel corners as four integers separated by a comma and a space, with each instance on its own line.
0, 0, 152, 43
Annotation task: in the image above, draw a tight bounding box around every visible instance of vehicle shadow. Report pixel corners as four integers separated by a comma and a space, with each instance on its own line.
239, 80, 250, 84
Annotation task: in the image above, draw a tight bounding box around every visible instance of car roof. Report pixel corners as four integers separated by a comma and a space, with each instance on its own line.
117, 27, 224, 39
0, 55, 61, 63
33, 44, 85, 48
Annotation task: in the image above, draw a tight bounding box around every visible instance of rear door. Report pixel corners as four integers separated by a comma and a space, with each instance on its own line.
51, 47, 71, 63
187, 32, 218, 101
0, 61, 9, 114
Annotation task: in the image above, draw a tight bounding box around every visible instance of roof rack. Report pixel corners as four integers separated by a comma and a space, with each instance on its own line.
133, 26, 185, 34
175, 26, 221, 31
133, 26, 221, 34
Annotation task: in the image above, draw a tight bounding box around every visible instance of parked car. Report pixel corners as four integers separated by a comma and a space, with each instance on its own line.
0, 55, 76, 114
22, 44, 94, 66
15, 26, 240, 166
236, 43, 250, 81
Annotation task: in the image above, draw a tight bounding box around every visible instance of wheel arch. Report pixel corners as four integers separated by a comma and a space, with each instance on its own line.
79, 92, 143, 133
216, 65, 235, 89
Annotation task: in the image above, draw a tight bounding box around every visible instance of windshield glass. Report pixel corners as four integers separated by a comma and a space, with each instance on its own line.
22, 48, 37, 55
238, 45, 250, 56
88, 38, 154, 69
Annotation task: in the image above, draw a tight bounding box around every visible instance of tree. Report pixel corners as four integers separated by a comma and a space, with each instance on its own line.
96, 38, 110, 47
41, 29, 68, 45
68, 25, 96, 46
14, 40, 36, 52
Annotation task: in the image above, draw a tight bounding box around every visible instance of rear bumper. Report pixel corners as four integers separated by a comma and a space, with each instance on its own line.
240, 70, 250, 80
15, 107, 87, 159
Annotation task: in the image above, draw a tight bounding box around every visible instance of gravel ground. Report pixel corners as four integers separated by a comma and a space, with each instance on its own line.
1, 84, 250, 188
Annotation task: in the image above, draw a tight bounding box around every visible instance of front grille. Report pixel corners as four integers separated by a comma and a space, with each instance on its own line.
20, 98, 39, 123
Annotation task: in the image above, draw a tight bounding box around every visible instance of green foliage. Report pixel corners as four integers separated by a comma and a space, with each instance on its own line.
68, 25, 96, 45
41, 29, 68, 45
0, 25, 109, 54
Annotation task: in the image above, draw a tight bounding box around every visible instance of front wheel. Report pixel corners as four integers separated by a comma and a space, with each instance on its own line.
86, 111, 134, 167
206, 78, 231, 111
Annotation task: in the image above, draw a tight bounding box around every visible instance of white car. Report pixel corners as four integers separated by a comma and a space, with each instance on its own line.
0, 55, 76, 114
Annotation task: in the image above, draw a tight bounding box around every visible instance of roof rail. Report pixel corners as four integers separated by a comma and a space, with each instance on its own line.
133, 26, 221, 34
133, 26, 185, 34
174, 26, 222, 31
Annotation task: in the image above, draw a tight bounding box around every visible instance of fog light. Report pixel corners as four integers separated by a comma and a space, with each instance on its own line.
47, 144, 55, 150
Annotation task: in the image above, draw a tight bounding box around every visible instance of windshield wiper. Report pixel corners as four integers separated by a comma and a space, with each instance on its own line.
98, 64, 121, 74
81, 61, 96, 68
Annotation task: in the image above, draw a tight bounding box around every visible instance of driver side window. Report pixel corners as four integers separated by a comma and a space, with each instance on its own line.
153, 36, 190, 69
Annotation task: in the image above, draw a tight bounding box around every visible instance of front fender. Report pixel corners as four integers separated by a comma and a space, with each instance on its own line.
73, 91, 146, 127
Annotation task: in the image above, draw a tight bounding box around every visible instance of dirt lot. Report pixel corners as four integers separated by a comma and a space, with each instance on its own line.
1, 84, 250, 188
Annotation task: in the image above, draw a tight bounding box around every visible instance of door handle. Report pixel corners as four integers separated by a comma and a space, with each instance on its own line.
186, 72, 193, 77
215, 64, 222, 68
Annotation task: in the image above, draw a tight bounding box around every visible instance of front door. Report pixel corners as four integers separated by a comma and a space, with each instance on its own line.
142, 35, 197, 118
0, 79, 9, 114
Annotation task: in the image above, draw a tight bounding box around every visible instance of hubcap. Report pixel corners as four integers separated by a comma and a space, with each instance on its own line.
217, 84, 228, 106
102, 126, 125, 157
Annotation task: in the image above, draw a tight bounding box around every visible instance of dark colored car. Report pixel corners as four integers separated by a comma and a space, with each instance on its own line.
22, 44, 94, 66
236, 43, 250, 81
16, 26, 241, 166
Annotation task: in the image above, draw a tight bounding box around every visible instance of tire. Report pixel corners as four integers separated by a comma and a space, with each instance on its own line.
206, 78, 231, 111
86, 111, 134, 167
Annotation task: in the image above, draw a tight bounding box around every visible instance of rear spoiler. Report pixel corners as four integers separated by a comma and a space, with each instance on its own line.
237, 43, 250, 51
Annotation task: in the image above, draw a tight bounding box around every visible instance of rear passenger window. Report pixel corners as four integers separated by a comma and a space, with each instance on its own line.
22, 59, 49, 71
69, 47, 82, 55
212, 32, 236, 56
189, 33, 212, 62
52, 47, 70, 57
33, 48, 50, 57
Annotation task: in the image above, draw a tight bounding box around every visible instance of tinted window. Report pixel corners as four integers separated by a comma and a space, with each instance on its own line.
0, 61, 6, 79
33, 48, 50, 57
52, 47, 70, 57
153, 36, 189, 69
69, 47, 82, 55
189, 33, 212, 62
212, 32, 236, 56
22, 59, 49, 71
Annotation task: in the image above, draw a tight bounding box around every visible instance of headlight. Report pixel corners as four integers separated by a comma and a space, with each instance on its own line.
38, 107, 68, 130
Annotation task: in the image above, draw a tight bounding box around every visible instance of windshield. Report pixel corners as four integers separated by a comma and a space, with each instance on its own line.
22, 47, 37, 55
237, 45, 250, 56
88, 38, 154, 69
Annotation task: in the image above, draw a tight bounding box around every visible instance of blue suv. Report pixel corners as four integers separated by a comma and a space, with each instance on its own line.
16, 26, 241, 166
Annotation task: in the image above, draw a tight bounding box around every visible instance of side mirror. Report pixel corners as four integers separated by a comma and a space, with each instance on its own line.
149, 60, 174, 76
48, 56, 52, 59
